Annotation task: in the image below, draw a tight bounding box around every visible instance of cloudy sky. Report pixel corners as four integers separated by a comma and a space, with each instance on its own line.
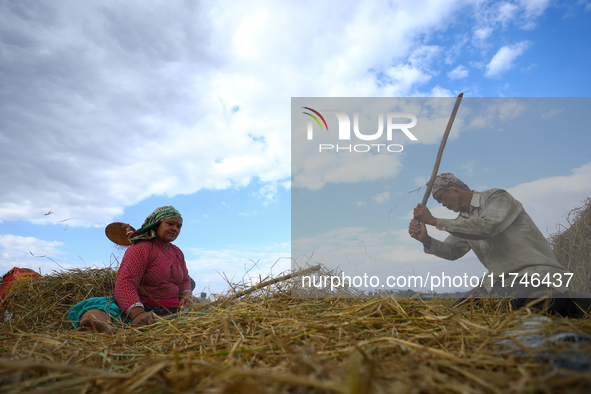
1, 0, 590, 294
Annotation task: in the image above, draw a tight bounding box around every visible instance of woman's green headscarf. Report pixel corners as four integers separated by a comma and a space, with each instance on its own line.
128, 206, 182, 243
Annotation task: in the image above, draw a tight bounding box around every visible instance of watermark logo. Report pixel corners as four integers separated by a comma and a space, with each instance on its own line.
302, 107, 417, 153
302, 107, 329, 136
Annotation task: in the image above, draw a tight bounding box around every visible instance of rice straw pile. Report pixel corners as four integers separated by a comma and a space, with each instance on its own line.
550, 197, 591, 295
1, 265, 591, 393
1, 267, 117, 332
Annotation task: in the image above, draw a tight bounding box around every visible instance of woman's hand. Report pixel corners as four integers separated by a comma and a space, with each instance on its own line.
132, 311, 154, 325
129, 306, 154, 326
180, 291, 198, 307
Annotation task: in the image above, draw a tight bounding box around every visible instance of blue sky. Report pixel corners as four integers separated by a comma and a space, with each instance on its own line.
1, 0, 590, 294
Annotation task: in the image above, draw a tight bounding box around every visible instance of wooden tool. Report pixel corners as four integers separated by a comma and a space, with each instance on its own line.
421, 93, 464, 206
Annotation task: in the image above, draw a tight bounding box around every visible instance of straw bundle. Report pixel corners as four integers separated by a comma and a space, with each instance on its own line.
3, 267, 117, 331
550, 198, 591, 295
1, 266, 591, 393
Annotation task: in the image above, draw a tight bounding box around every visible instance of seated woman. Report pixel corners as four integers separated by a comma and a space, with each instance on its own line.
69, 206, 196, 334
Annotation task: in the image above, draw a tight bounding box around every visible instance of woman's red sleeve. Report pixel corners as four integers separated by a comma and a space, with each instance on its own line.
114, 242, 151, 314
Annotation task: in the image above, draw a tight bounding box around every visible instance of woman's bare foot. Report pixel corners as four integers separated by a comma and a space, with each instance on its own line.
76, 309, 117, 335
77, 317, 118, 334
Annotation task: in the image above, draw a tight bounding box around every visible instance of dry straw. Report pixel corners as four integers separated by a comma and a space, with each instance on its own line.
2, 265, 591, 393
550, 197, 591, 295
1, 267, 117, 331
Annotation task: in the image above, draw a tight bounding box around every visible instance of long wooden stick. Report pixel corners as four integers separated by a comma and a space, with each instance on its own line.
221, 264, 321, 304
421, 93, 464, 206
150, 265, 322, 322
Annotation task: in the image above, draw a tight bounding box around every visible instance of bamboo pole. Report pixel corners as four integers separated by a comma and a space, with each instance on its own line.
420, 93, 464, 206
153, 265, 322, 321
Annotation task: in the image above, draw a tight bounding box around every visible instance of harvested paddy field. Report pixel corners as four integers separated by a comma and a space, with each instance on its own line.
1, 266, 591, 394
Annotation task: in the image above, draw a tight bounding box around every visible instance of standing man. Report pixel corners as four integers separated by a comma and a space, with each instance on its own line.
409, 173, 588, 317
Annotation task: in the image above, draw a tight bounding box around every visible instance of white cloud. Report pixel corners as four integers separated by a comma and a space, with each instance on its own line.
373, 192, 391, 204
471, 0, 550, 46
518, 0, 550, 27
408, 45, 442, 70
444, 36, 468, 65
292, 149, 404, 191
414, 176, 428, 188
256, 182, 280, 206
496, 2, 520, 24
0, 235, 70, 275
461, 161, 476, 176
564, 1, 591, 16
473, 27, 493, 42
508, 162, 591, 236
541, 108, 564, 120
379, 64, 433, 95
447, 65, 469, 80
0, 0, 476, 227
468, 98, 527, 128
429, 85, 453, 97
485, 41, 531, 78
